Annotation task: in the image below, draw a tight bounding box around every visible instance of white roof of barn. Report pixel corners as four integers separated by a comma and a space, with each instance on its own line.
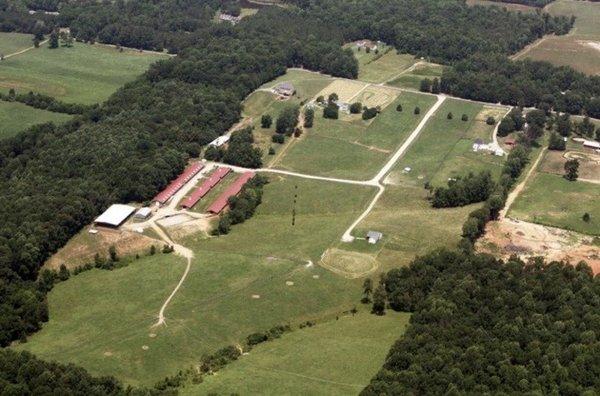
135, 207, 152, 218
95, 204, 136, 226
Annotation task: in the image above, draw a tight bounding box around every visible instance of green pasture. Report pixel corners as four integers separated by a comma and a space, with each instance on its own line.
0, 100, 72, 139
182, 311, 411, 395
348, 44, 417, 83
0, 42, 166, 104
509, 172, 600, 236
520, 0, 600, 75
19, 175, 376, 385
0, 32, 34, 55
388, 63, 445, 91
390, 99, 505, 187
274, 91, 437, 180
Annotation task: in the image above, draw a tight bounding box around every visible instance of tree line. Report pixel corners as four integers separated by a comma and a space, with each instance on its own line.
0, 89, 93, 114
362, 249, 599, 394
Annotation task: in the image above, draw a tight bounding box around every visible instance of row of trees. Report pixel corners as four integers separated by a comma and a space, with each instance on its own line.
363, 249, 599, 395
0, 89, 91, 114
216, 174, 269, 234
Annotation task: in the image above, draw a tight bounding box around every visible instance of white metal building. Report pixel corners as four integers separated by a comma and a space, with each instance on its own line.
94, 204, 136, 227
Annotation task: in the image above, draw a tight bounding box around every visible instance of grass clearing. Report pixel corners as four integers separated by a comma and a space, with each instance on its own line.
274, 91, 437, 179
509, 171, 600, 236
388, 62, 446, 90
346, 43, 417, 83
314, 79, 367, 103
0, 100, 72, 139
181, 311, 411, 395
20, 175, 377, 385
0, 32, 34, 55
0, 42, 167, 104
518, 0, 600, 75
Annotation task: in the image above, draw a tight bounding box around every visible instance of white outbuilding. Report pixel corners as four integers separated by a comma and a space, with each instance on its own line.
94, 204, 136, 228
134, 207, 152, 219
367, 231, 383, 244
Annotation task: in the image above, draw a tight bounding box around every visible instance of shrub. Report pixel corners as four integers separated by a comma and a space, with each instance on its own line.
261, 114, 272, 128
362, 107, 378, 120
447, 112, 453, 120
461, 114, 468, 121
323, 103, 339, 119
486, 116, 496, 125
272, 134, 285, 144
414, 106, 421, 115
396, 103, 403, 112
349, 102, 362, 114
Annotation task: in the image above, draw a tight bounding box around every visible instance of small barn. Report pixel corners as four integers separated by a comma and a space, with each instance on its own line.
134, 207, 152, 220
95, 204, 136, 228
356, 40, 378, 51
219, 13, 241, 24
366, 231, 383, 244
583, 140, 600, 151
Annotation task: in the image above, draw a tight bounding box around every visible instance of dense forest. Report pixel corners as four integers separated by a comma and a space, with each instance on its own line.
0, 0, 56, 34
363, 250, 600, 394
288, 0, 573, 62
442, 54, 600, 118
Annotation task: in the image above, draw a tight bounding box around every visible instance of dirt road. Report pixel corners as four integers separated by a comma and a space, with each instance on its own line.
501, 148, 546, 219
3, 40, 48, 59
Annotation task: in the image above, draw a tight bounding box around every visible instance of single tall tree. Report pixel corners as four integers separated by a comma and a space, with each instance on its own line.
49, 30, 59, 49
361, 278, 373, 304
564, 159, 579, 181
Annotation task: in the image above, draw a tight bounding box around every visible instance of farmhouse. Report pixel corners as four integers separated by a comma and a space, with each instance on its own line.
219, 13, 241, 24
95, 204, 136, 228
356, 40, 378, 51
274, 82, 295, 97
366, 231, 383, 244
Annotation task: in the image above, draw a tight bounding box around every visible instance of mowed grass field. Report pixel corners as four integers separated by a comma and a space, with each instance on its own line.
388, 62, 446, 90
0, 41, 167, 104
274, 91, 437, 180
0, 32, 34, 55
181, 312, 411, 395
346, 43, 417, 83
19, 175, 377, 385
0, 100, 72, 139
517, 0, 600, 75
342, 100, 507, 269
509, 172, 600, 236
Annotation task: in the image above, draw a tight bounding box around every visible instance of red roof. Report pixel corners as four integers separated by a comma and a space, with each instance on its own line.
181, 167, 231, 209
153, 162, 204, 204
207, 172, 255, 214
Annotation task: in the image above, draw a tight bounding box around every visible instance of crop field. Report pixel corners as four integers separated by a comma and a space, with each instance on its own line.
388, 62, 446, 90
20, 174, 376, 384
314, 79, 368, 104
347, 43, 417, 83
516, 0, 600, 75
0, 100, 72, 139
274, 91, 437, 179
339, 100, 507, 270
181, 311, 411, 395
0, 42, 167, 104
0, 32, 34, 55
509, 171, 600, 236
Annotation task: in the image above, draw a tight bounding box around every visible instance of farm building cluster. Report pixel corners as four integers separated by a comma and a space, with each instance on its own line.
93, 161, 256, 230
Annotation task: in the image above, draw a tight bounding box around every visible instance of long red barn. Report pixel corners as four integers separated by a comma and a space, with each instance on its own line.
207, 171, 255, 214
153, 162, 204, 204
181, 167, 231, 209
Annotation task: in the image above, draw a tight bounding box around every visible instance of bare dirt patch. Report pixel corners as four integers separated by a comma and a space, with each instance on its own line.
164, 217, 213, 240
540, 150, 600, 181
45, 227, 160, 270
477, 218, 600, 274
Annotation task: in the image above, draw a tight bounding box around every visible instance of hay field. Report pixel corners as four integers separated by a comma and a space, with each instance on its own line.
353, 85, 399, 109
0, 100, 72, 139
181, 312, 411, 395
517, 0, 600, 75
315, 79, 367, 103
0, 42, 167, 104
0, 32, 34, 55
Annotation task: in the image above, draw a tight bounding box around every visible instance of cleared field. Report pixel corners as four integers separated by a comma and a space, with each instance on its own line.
314, 79, 367, 104
517, 0, 600, 75
539, 149, 600, 182
0, 42, 167, 104
342, 100, 507, 270
388, 62, 446, 90
347, 43, 417, 83
466, 0, 537, 13
181, 311, 411, 395
19, 175, 376, 385
0, 100, 72, 139
0, 32, 34, 55
274, 91, 437, 179
389, 99, 506, 186
509, 172, 600, 235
